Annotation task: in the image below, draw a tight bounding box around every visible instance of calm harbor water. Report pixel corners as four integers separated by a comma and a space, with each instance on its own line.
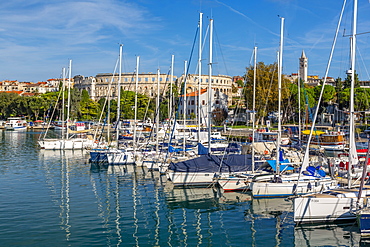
0, 130, 366, 246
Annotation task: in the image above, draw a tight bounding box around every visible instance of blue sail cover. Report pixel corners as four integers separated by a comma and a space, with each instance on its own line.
168, 154, 255, 173
266, 159, 294, 172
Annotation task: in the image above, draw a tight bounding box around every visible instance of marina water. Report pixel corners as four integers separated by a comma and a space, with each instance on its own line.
0, 130, 365, 246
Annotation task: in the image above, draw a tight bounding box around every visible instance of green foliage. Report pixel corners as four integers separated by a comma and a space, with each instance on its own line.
243, 62, 290, 122
344, 71, 360, 88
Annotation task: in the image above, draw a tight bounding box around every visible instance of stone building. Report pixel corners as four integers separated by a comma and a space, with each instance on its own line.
178, 88, 228, 126
74, 73, 233, 106
74, 73, 177, 101
177, 74, 233, 106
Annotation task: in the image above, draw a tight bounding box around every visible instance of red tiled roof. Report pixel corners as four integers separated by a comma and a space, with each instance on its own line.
180, 88, 207, 97
0, 91, 23, 95
22, 92, 35, 96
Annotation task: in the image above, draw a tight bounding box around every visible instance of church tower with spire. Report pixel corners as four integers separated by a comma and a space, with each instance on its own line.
299, 50, 308, 82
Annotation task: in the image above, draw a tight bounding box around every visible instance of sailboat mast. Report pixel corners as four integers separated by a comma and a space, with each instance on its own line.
116, 44, 123, 149
207, 18, 213, 154
183, 61, 187, 152
66, 60, 72, 140
298, 72, 302, 144
252, 46, 257, 172
276, 17, 284, 175
198, 12, 203, 141
134, 56, 139, 150
61, 68, 66, 141
170, 55, 174, 118
156, 69, 160, 153
348, 0, 358, 188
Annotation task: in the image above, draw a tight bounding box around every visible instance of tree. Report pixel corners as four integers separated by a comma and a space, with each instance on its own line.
343, 71, 360, 88
212, 107, 228, 126
243, 62, 291, 124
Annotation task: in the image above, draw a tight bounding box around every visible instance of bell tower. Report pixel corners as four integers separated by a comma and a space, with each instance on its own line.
299, 50, 308, 82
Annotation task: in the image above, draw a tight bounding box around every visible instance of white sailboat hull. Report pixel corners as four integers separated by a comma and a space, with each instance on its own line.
251, 176, 338, 198
106, 151, 135, 165
218, 177, 250, 191
38, 138, 92, 150
294, 197, 358, 223
166, 170, 219, 186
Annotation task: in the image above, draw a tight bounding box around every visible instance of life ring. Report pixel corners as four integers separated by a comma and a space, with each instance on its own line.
264, 150, 268, 155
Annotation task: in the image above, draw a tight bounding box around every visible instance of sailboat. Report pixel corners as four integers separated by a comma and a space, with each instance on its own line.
105, 45, 135, 165
250, 17, 337, 198
293, 0, 370, 224
38, 60, 93, 150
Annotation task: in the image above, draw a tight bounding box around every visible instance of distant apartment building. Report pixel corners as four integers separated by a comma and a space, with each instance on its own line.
286, 73, 335, 86
0, 80, 59, 95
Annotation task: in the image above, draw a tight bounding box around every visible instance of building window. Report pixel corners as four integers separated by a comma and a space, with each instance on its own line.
202, 100, 205, 105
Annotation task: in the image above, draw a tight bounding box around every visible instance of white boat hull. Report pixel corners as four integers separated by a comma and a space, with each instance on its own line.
5, 126, 27, 131
166, 170, 219, 186
38, 138, 92, 150
251, 177, 338, 198
106, 151, 135, 165
294, 197, 358, 223
218, 177, 250, 191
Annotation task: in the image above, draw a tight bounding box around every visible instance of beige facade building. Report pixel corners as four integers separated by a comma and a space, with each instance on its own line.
0, 80, 58, 94
177, 74, 233, 106
74, 73, 177, 101
74, 73, 233, 106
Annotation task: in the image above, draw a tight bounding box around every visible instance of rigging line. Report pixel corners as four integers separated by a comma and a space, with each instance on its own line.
93, 56, 120, 143
295, 0, 347, 194
261, 62, 278, 123
213, 23, 229, 76
356, 45, 370, 80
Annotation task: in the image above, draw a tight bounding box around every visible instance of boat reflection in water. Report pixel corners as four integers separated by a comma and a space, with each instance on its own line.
295, 224, 362, 246
164, 185, 251, 210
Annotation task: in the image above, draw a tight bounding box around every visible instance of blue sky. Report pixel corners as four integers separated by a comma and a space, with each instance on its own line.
1, 0, 370, 82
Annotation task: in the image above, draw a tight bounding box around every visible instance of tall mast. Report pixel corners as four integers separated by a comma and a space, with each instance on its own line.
116, 44, 122, 149
134, 56, 139, 151
66, 59, 72, 140
156, 69, 160, 153
183, 61, 187, 152
348, 0, 358, 188
207, 18, 213, 154
298, 72, 302, 143
252, 46, 257, 172
61, 68, 66, 142
198, 12, 203, 141
276, 17, 284, 175
169, 55, 174, 118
